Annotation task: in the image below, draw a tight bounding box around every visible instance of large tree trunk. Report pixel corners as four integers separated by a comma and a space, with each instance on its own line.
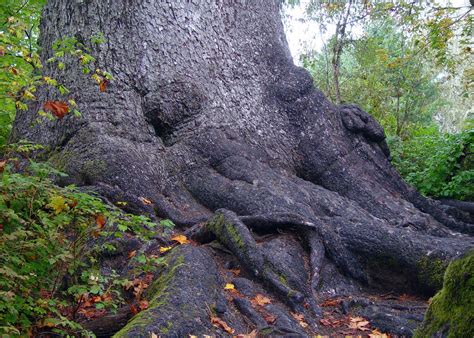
11, 0, 473, 336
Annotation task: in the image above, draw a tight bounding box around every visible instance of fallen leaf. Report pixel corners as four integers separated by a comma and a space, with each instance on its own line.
263, 313, 277, 324
235, 330, 258, 338
291, 312, 308, 328
140, 197, 153, 205
321, 298, 341, 307
43, 100, 69, 119
96, 214, 106, 229
319, 318, 333, 326
349, 316, 371, 331
224, 283, 235, 290
171, 234, 190, 244
130, 304, 139, 315
99, 79, 108, 92
128, 250, 137, 259
251, 294, 272, 307
151, 333, 158, 338
139, 300, 149, 310
369, 329, 390, 338
159, 246, 172, 253
211, 316, 234, 334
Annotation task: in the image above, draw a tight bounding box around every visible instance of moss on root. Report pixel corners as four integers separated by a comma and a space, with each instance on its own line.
113, 251, 184, 337
415, 251, 474, 338
417, 256, 448, 293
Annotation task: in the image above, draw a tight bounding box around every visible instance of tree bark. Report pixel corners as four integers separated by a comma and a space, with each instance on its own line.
11, 0, 473, 336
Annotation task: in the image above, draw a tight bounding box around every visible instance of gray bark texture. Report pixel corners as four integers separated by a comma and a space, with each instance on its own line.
11, 0, 473, 336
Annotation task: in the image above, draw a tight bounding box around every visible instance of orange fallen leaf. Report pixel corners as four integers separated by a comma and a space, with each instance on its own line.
99, 79, 108, 92
171, 234, 189, 244
128, 250, 137, 259
321, 298, 341, 307
95, 214, 106, 229
291, 312, 308, 328
43, 101, 69, 119
349, 316, 370, 331
139, 197, 153, 205
251, 294, 271, 307
211, 316, 234, 334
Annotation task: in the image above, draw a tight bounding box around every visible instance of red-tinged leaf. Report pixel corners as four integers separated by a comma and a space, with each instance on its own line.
320, 318, 333, 326
43, 101, 70, 119
96, 214, 106, 229
99, 80, 108, 92
68, 199, 78, 208
263, 313, 277, 324
321, 298, 341, 307
0, 159, 6, 173
139, 300, 149, 310
130, 304, 139, 315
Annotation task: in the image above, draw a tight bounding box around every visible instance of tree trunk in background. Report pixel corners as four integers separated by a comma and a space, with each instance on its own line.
11, 1, 473, 336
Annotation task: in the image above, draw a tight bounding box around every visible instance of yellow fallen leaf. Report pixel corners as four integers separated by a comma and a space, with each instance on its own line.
171, 234, 190, 244
224, 283, 235, 290
159, 246, 172, 253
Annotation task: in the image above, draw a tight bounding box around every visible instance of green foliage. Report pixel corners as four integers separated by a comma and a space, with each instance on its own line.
389, 126, 474, 200
0, 0, 113, 146
0, 144, 173, 336
0, 0, 45, 145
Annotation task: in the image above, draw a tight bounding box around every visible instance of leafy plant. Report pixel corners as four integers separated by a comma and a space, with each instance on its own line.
0, 146, 173, 336
389, 125, 474, 200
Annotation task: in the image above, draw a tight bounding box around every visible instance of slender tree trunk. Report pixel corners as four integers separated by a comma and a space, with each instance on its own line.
331, 1, 352, 104
11, 0, 473, 336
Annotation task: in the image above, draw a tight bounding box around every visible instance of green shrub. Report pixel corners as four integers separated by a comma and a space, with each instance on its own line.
389, 126, 474, 200
0, 146, 171, 336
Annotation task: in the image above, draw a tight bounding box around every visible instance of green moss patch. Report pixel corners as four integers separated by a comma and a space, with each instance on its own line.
415, 251, 474, 338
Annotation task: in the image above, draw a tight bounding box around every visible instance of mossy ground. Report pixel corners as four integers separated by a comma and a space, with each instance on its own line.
415, 251, 474, 338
